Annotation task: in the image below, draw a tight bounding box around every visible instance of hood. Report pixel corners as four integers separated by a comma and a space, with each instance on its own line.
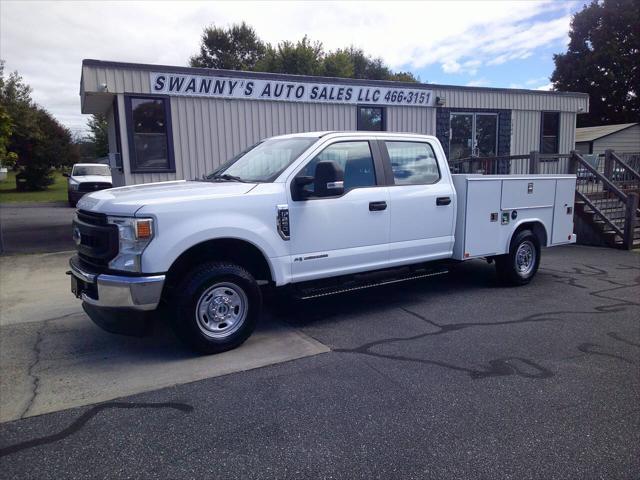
70, 175, 112, 184
77, 180, 257, 215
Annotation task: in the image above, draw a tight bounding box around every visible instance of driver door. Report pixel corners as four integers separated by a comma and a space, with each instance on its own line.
286, 139, 390, 283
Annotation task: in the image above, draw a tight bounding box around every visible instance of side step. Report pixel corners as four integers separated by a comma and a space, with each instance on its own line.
294, 266, 449, 300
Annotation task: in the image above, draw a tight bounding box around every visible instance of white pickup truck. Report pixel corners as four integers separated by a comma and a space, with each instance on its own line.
69, 132, 576, 353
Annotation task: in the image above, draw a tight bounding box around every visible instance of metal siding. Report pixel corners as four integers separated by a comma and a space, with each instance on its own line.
386, 106, 436, 134
559, 112, 576, 155
127, 97, 356, 183
429, 86, 587, 113
510, 110, 541, 155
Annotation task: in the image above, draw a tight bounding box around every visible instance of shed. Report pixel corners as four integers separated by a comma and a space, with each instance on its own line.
575, 123, 640, 155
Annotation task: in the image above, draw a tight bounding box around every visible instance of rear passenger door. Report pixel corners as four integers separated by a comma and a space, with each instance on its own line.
381, 140, 456, 265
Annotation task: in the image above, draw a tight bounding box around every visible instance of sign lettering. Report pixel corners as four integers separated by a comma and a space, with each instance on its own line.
150, 72, 435, 107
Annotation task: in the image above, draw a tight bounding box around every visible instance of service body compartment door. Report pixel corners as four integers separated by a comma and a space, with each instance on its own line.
463, 179, 502, 257
501, 179, 556, 210
551, 177, 577, 244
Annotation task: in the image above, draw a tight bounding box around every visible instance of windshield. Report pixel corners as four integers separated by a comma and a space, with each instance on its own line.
72, 165, 111, 176
209, 137, 318, 182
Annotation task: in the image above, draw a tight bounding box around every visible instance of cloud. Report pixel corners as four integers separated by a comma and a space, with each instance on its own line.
0, 0, 577, 132
466, 79, 489, 87
535, 83, 554, 91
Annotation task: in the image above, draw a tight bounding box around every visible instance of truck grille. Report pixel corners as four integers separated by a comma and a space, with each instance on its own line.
78, 182, 112, 192
74, 210, 119, 269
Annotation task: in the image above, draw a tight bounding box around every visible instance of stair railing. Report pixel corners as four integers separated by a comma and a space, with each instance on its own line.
570, 151, 639, 249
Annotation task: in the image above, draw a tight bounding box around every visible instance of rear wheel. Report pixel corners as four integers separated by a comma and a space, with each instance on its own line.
170, 262, 262, 354
495, 229, 540, 285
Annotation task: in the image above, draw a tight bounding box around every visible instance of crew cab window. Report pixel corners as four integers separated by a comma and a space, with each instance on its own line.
385, 141, 440, 185
300, 141, 376, 195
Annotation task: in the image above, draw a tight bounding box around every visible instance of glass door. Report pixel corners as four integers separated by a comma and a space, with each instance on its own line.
475, 114, 498, 157
449, 113, 498, 160
449, 113, 473, 161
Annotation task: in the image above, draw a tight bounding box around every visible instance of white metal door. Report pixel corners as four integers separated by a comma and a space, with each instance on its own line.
383, 140, 456, 264
287, 140, 390, 282
552, 178, 577, 244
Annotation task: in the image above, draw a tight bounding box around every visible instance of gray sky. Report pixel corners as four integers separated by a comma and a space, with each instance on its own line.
0, 0, 577, 135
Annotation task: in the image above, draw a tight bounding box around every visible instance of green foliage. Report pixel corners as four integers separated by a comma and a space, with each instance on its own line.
189, 24, 418, 82
0, 104, 17, 168
87, 114, 109, 158
0, 170, 67, 203
256, 36, 324, 75
190, 22, 266, 70
551, 0, 640, 127
0, 61, 78, 190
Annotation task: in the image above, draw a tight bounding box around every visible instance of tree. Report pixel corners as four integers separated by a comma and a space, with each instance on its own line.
87, 114, 108, 158
256, 36, 324, 75
190, 22, 266, 70
551, 0, 640, 126
189, 23, 418, 82
0, 62, 78, 190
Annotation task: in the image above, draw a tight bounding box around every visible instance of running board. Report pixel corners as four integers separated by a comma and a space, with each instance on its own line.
295, 268, 449, 300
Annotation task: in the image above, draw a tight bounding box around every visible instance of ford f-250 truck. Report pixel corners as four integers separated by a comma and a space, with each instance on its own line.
69, 132, 576, 353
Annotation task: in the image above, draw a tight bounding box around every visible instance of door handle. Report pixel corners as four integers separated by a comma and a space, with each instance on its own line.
369, 201, 387, 211
436, 196, 451, 206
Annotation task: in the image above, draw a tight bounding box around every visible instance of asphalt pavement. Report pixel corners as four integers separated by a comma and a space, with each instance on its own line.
0, 202, 75, 255
0, 245, 639, 479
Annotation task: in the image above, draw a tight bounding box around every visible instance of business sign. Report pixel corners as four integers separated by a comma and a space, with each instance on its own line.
150, 72, 435, 108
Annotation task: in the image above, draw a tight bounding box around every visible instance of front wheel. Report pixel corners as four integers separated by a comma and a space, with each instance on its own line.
495, 230, 540, 286
169, 262, 262, 354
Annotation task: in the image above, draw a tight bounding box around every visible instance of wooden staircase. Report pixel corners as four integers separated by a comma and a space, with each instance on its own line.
571, 150, 640, 250
575, 191, 640, 249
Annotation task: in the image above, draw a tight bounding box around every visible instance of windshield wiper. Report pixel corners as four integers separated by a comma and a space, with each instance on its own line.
208, 173, 246, 183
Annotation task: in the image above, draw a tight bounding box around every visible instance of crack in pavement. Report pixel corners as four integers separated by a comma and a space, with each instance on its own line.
0, 401, 194, 458
334, 263, 640, 380
18, 321, 49, 419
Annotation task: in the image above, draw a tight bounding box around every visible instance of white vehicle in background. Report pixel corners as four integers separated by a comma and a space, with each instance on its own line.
64, 163, 112, 207
68, 132, 576, 354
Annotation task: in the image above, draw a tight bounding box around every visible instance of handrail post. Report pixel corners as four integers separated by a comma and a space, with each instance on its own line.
604, 149, 614, 179
623, 192, 639, 250
568, 151, 578, 174
529, 151, 540, 174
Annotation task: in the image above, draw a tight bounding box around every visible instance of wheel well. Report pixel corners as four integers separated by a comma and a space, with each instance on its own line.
165, 238, 273, 290
513, 221, 548, 248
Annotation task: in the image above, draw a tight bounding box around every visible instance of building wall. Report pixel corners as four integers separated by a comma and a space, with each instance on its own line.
592, 125, 640, 155
81, 62, 589, 184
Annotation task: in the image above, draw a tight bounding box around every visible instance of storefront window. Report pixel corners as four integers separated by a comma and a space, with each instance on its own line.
541, 112, 560, 154
126, 96, 174, 172
357, 106, 385, 131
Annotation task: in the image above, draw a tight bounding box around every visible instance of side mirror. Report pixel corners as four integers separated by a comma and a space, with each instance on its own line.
313, 161, 344, 197
63, 173, 70, 178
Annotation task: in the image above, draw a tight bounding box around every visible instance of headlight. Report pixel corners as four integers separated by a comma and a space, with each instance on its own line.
107, 216, 154, 272
69, 180, 79, 191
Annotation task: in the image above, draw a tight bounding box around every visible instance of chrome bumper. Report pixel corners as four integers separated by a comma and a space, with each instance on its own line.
69, 258, 165, 311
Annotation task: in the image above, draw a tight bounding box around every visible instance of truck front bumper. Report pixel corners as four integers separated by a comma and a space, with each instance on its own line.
69, 256, 165, 335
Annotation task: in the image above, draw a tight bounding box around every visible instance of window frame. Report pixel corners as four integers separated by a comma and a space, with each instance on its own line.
357, 105, 386, 132
379, 140, 442, 186
124, 94, 176, 174
540, 111, 560, 155
290, 139, 386, 201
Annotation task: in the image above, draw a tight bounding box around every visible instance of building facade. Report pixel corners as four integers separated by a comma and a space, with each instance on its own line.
80, 59, 589, 186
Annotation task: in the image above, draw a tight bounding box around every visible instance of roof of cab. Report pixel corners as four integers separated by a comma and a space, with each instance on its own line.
271, 131, 437, 141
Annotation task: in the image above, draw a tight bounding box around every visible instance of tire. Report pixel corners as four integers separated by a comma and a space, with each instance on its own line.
169, 262, 262, 354
68, 196, 76, 208
495, 229, 540, 286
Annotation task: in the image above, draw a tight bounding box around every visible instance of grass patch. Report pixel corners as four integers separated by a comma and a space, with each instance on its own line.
0, 170, 68, 203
